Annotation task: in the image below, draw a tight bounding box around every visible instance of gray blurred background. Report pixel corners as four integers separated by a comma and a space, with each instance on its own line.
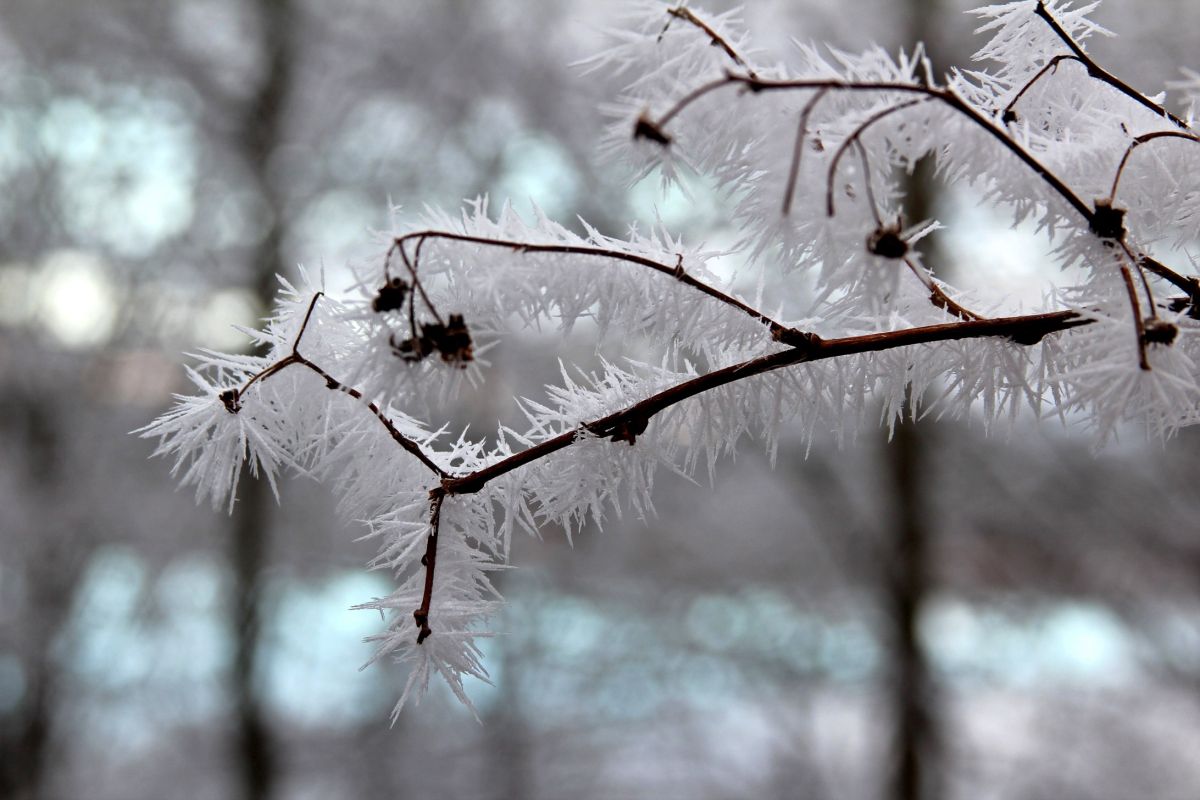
1, 1, 1199, 799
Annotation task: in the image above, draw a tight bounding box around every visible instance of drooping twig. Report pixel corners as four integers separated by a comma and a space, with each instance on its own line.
783, 88, 828, 216
383, 237, 446, 329
826, 99, 931, 218
291, 355, 450, 477
1001, 54, 1082, 124
413, 489, 445, 645
1118, 262, 1151, 371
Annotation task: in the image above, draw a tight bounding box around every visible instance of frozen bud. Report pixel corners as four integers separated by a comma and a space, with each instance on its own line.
391, 332, 432, 362
436, 314, 474, 365
1089, 200, 1127, 240
219, 389, 241, 414
372, 277, 410, 313
867, 225, 908, 259
1142, 319, 1179, 347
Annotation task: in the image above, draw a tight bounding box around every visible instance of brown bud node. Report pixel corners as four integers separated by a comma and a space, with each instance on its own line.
1142, 319, 1179, 347
633, 114, 672, 146
1089, 200, 1126, 240
372, 277, 410, 313
219, 389, 241, 414
867, 226, 908, 259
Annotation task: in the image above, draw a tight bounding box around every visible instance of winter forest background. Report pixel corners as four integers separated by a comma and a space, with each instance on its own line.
3, 1, 1200, 799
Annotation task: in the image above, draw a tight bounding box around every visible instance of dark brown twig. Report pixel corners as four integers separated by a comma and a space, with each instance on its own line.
440, 309, 1089, 496
826, 99, 930, 218
225, 292, 450, 478
413, 489, 445, 644
665, 6, 758, 78
233, 291, 325, 399
1118, 263, 1151, 370
1107, 130, 1200, 202
292, 356, 450, 477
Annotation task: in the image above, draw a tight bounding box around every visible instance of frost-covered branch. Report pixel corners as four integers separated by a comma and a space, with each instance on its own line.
1030, 0, 1191, 129
142, 0, 1200, 715
388, 229, 809, 346
641, 72, 1200, 305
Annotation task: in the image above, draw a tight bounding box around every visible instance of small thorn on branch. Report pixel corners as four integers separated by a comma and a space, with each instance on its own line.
634, 113, 672, 146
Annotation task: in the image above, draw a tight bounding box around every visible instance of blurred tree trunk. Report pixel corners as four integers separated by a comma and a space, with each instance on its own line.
886, 406, 936, 800
486, 605, 534, 800
885, 3, 943, 800
0, 388, 90, 800
227, 1, 296, 797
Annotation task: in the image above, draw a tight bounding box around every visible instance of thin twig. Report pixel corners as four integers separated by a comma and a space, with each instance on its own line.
1001, 54, 1082, 124
226, 292, 449, 478
826, 98, 930, 218
1033, 1, 1191, 130
392, 236, 446, 328
1118, 240, 1159, 322
647, 72, 1200, 305
903, 258, 985, 321
665, 6, 757, 78
292, 356, 450, 478
1118, 263, 1151, 370
654, 75, 735, 130
389, 230, 810, 346
234, 291, 324, 397
1107, 130, 1200, 202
